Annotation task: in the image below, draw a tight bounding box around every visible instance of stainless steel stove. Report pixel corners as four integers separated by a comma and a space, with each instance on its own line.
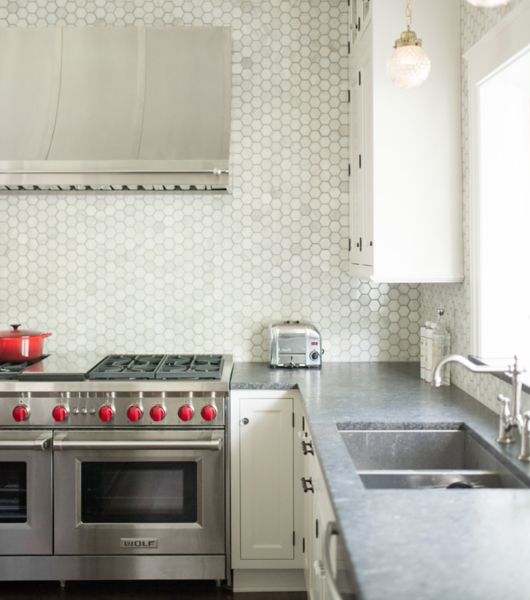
0, 353, 232, 584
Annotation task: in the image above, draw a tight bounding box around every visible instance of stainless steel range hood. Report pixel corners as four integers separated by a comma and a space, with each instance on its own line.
0, 26, 231, 191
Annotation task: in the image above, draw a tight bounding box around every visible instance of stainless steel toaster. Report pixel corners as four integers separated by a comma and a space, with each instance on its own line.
270, 321, 322, 368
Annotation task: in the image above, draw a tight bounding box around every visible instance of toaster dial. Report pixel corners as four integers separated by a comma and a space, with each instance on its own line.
310, 351, 320, 361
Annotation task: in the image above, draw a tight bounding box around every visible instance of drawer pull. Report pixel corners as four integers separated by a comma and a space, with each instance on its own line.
301, 477, 314, 493
302, 440, 314, 455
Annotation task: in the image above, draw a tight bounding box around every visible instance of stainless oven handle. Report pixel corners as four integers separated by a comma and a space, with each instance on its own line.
52, 438, 224, 451
0, 436, 51, 451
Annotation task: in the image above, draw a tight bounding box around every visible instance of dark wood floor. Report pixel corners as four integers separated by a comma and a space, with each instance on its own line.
0, 581, 307, 599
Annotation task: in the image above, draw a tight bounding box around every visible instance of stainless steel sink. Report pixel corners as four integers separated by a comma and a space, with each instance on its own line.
358, 471, 520, 490
338, 426, 528, 490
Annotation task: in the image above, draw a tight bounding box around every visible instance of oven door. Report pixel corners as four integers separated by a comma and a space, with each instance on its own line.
0, 430, 53, 555
53, 429, 225, 556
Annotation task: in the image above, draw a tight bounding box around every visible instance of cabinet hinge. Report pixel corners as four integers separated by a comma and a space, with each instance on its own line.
302, 537, 306, 553
316, 518, 319, 539
347, 41, 351, 55
292, 412, 295, 428
358, 154, 362, 169
348, 163, 351, 177
347, 0, 350, 6
302, 415, 305, 432
358, 71, 362, 86
293, 531, 296, 547
347, 89, 351, 103
348, 238, 352, 252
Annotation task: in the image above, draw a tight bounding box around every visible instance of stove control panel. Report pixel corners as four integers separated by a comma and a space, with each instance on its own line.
1, 392, 225, 427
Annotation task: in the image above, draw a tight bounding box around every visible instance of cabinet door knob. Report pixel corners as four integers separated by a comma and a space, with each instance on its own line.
241, 418, 250, 425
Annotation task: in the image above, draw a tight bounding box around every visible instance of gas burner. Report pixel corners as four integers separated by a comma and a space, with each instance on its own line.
0, 356, 48, 379
87, 354, 224, 380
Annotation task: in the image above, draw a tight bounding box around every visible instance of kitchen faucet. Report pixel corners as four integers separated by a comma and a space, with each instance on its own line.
433, 355, 530, 461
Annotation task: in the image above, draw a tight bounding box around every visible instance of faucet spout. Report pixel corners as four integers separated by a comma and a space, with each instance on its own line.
432, 354, 527, 457
432, 354, 507, 388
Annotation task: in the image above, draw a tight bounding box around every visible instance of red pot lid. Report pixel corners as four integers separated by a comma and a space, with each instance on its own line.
0, 324, 51, 339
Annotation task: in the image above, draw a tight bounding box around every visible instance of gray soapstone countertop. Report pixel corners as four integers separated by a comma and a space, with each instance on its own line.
232, 362, 530, 600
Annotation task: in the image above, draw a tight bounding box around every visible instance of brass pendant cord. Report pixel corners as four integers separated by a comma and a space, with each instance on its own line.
406, 0, 413, 30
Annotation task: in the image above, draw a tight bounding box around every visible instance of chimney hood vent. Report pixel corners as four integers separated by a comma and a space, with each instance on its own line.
0, 26, 231, 191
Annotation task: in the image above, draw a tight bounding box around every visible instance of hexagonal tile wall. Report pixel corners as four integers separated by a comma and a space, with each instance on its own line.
0, 0, 420, 361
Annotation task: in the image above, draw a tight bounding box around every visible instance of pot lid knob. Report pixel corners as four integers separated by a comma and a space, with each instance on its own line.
10, 324, 21, 331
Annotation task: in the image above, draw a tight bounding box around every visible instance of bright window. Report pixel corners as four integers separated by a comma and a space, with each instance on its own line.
475, 48, 530, 369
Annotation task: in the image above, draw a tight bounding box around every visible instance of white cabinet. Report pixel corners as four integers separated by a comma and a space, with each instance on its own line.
238, 395, 294, 560
350, 0, 372, 44
230, 390, 305, 591
354, 0, 372, 38
349, 35, 373, 269
349, 0, 463, 283
301, 426, 339, 600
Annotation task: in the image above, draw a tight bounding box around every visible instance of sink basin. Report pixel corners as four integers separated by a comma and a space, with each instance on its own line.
359, 471, 521, 490
338, 426, 528, 490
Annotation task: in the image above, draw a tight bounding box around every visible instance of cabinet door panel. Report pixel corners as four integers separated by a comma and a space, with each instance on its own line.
349, 54, 363, 266
350, 34, 373, 269
359, 38, 373, 267
239, 397, 294, 560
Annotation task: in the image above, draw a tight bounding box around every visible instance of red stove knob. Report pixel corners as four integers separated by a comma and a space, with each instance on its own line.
201, 404, 218, 422
99, 405, 114, 423
150, 405, 166, 422
127, 405, 143, 422
12, 405, 29, 423
52, 405, 69, 423
178, 405, 194, 422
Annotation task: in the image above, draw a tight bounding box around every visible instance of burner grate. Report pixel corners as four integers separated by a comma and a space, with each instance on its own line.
157, 355, 224, 380
86, 355, 165, 379
86, 354, 224, 380
0, 356, 49, 379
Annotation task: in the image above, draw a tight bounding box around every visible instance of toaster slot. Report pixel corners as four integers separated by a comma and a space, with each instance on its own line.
277, 336, 307, 354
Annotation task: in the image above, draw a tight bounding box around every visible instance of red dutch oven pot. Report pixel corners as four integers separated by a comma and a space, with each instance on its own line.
0, 324, 52, 362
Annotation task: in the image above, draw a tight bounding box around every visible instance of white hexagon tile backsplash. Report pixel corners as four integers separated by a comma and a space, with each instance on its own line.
0, 0, 422, 361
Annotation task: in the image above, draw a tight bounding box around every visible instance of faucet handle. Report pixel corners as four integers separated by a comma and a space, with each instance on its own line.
497, 394, 516, 445
507, 355, 526, 376
518, 411, 530, 462
497, 393, 510, 406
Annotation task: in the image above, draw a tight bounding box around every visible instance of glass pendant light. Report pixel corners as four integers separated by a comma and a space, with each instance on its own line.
466, 0, 510, 6
387, 0, 431, 89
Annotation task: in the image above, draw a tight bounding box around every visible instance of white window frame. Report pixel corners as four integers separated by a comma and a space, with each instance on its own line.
466, 2, 530, 361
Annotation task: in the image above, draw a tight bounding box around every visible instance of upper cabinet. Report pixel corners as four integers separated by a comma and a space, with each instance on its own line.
356, 0, 372, 39
349, 0, 372, 45
348, 0, 463, 283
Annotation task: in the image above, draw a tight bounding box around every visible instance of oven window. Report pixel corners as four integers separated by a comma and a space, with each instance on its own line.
81, 462, 197, 523
0, 462, 27, 523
